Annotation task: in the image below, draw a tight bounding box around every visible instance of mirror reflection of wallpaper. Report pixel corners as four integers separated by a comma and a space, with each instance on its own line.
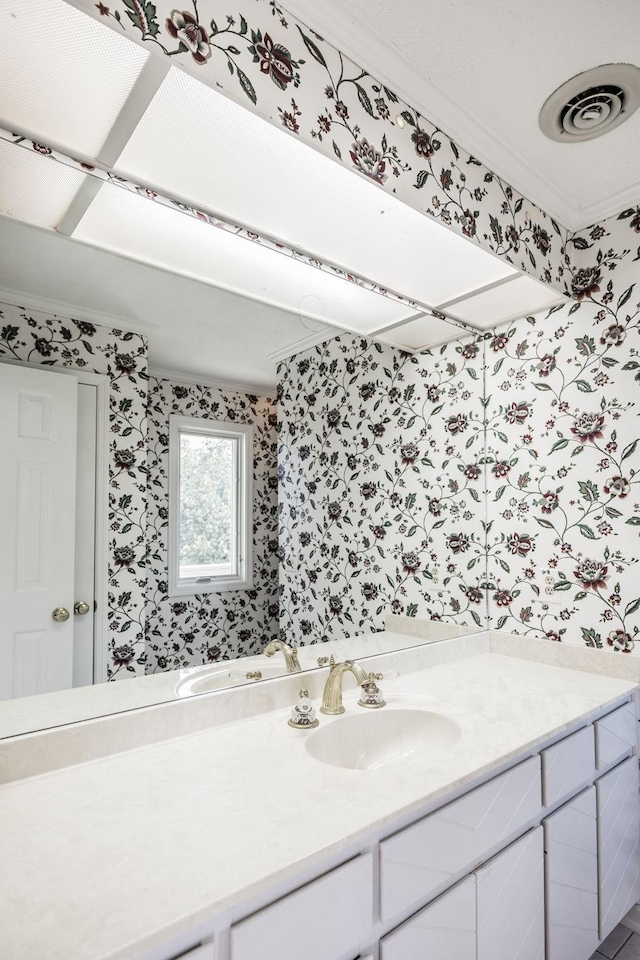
278, 211, 640, 652
145, 378, 279, 672
278, 331, 488, 644
0, 302, 149, 679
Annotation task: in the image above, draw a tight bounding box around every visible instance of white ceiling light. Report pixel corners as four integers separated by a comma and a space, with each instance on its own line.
114, 67, 518, 307
0, 0, 148, 157
72, 182, 415, 333
0, 138, 86, 228
445, 275, 564, 329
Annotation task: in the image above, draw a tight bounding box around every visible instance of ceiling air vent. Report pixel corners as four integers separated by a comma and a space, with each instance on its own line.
539, 63, 640, 142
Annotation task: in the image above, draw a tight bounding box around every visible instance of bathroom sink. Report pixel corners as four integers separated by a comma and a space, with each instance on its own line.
305, 708, 461, 770
175, 662, 291, 697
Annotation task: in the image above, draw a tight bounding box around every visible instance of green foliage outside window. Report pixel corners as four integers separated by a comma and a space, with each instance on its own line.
179, 433, 235, 567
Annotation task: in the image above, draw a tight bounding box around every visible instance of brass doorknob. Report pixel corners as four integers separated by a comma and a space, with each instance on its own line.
52, 607, 70, 623
74, 601, 90, 616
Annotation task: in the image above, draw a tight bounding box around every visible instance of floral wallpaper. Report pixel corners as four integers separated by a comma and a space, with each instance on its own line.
145, 376, 278, 671
0, 300, 149, 678
68, 0, 572, 294
483, 211, 640, 651
278, 331, 488, 644
278, 206, 640, 653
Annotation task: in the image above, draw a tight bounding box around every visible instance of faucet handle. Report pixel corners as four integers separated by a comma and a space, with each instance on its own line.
317, 656, 330, 667
358, 676, 386, 710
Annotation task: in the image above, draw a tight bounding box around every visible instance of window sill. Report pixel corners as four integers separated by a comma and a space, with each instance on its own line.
168, 575, 253, 597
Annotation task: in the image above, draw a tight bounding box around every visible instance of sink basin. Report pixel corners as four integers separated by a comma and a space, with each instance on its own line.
175, 662, 292, 697
305, 708, 461, 770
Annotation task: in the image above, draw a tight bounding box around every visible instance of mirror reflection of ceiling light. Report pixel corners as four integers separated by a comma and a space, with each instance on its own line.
0, 0, 148, 157
0, 0, 567, 355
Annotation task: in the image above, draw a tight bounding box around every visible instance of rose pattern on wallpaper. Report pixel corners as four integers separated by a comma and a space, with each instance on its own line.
278, 207, 640, 652
484, 211, 640, 650
278, 333, 489, 645
0, 301, 149, 678
71, 0, 572, 293
145, 377, 278, 671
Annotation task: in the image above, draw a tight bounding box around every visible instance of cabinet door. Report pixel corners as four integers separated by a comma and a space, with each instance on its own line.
381, 877, 476, 960
597, 755, 640, 940
476, 827, 544, 960
380, 755, 541, 921
595, 701, 637, 771
230, 854, 373, 960
544, 787, 598, 960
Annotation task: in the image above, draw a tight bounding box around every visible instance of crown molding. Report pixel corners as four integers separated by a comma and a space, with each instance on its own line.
267, 327, 341, 364
0, 285, 155, 338
571, 177, 640, 233
148, 366, 275, 398
283, 0, 635, 233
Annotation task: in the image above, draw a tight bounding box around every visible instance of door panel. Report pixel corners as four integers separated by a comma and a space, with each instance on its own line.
0, 363, 78, 700
73, 382, 96, 687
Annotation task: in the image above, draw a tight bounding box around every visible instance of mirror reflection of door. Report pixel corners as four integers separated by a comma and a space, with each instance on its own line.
0, 362, 99, 700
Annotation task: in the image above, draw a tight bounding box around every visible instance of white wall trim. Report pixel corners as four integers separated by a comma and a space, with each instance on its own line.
149, 366, 275, 398
0, 284, 156, 338
267, 328, 341, 364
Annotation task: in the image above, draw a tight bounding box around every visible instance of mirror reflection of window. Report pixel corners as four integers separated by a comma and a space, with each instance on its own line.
168, 415, 253, 596
178, 431, 236, 580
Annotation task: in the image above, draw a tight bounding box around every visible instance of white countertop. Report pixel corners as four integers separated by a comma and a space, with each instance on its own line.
0, 647, 636, 960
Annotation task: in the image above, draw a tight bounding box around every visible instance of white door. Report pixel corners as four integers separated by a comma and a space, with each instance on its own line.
0, 363, 78, 700
73, 382, 96, 688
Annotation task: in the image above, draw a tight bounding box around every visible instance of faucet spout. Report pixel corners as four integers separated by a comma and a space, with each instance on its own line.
320, 659, 370, 715
263, 639, 302, 674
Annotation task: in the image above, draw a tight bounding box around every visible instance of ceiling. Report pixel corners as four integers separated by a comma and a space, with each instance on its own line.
286, 0, 640, 231
0, 0, 574, 389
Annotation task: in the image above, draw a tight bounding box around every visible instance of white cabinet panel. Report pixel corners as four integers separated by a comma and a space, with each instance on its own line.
476, 827, 544, 960
381, 877, 476, 960
597, 756, 640, 940
380, 755, 540, 921
544, 787, 598, 960
541, 725, 595, 807
595, 701, 637, 771
230, 854, 373, 960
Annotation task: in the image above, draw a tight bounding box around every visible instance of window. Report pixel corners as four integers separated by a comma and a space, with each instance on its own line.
168, 415, 253, 595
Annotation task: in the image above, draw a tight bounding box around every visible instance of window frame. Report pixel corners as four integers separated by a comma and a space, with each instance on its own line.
168, 414, 253, 596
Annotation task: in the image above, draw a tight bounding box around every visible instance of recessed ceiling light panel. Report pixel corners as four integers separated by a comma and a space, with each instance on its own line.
0, 0, 148, 156
73, 182, 414, 334
116, 67, 517, 308
0, 138, 86, 228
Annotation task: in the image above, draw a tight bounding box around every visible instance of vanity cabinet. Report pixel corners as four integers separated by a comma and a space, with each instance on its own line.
143, 697, 639, 960
379, 754, 541, 921
230, 854, 373, 960
544, 787, 599, 960
381, 828, 544, 960
597, 754, 640, 939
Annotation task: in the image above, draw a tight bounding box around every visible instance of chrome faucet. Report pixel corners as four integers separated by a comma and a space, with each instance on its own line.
263, 639, 302, 673
320, 658, 386, 715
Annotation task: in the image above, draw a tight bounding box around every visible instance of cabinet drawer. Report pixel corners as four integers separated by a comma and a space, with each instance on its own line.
541, 725, 595, 807
380, 755, 541, 922
544, 787, 598, 960
230, 854, 373, 960
380, 877, 475, 960
595, 700, 637, 770
476, 827, 544, 960
597, 756, 640, 940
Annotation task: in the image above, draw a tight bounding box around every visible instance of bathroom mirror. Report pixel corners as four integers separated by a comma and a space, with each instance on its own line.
0, 0, 568, 739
